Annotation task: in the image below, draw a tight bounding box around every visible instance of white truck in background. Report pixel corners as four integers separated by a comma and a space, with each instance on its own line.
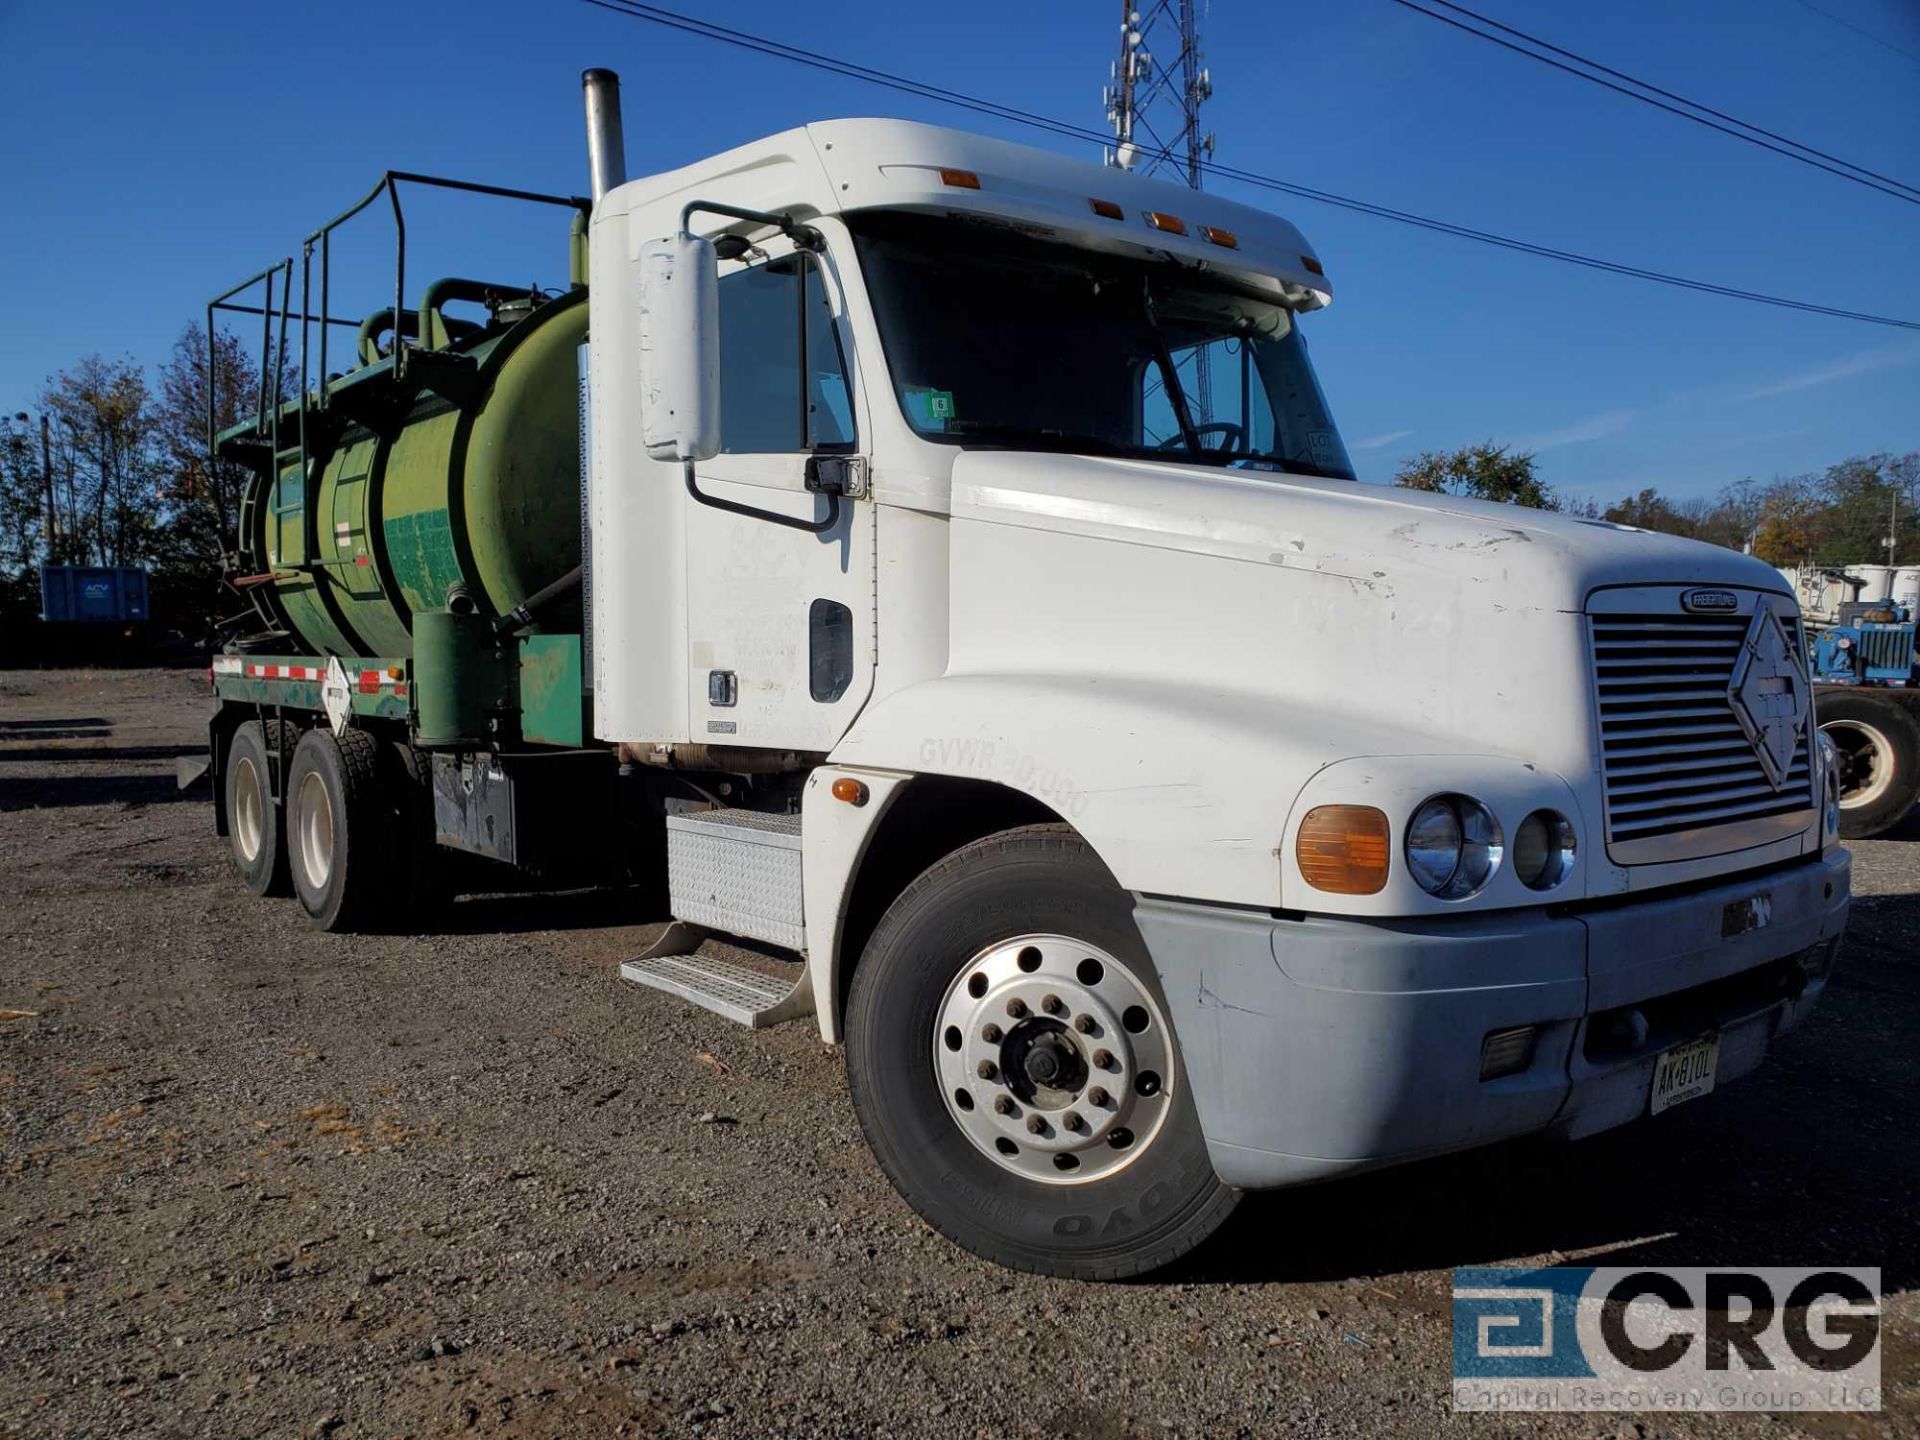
205, 69, 1850, 1278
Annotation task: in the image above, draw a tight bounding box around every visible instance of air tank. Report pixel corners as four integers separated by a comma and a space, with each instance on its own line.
228, 283, 587, 659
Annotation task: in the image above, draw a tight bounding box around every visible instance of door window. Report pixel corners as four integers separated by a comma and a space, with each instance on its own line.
718, 254, 854, 453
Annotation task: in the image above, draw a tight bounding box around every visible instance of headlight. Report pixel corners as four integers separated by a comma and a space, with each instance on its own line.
1405, 795, 1502, 899
1513, 809, 1577, 890
1817, 730, 1840, 839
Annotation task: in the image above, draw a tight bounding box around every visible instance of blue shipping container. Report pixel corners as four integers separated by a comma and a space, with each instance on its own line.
40, 565, 150, 624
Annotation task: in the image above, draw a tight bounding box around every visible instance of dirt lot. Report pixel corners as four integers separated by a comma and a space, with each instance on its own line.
2, 667, 1915, 1440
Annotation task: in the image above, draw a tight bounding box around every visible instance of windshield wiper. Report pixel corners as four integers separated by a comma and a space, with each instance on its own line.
1140, 277, 1203, 458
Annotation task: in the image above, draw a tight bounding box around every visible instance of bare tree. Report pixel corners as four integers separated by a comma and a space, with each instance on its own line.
151, 322, 276, 574
39, 356, 157, 567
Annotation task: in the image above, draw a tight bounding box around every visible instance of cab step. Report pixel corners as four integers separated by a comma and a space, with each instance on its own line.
616, 809, 816, 1028
619, 923, 815, 1029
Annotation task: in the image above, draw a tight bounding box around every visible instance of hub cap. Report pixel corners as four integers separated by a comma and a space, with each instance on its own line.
232, 755, 264, 864
933, 934, 1174, 1184
295, 770, 335, 892
1824, 719, 1894, 810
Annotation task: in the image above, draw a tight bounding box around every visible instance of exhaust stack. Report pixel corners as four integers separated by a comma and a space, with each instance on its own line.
582, 68, 627, 205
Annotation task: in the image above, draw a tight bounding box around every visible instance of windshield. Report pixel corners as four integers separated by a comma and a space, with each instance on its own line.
848, 212, 1354, 479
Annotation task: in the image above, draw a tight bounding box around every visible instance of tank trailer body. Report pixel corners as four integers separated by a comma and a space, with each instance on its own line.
202, 71, 1851, 1277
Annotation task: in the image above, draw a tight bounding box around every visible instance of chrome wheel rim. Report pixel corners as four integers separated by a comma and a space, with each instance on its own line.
933, 933, 1175, 1185
295, 770, 335, 893
232, 754, 264, 864
1824, 719, 1895, 810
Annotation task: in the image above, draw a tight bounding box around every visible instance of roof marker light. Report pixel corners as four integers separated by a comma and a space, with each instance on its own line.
1200, 225, 1238, 249
1300, 254, 1325, 276
939, 168, 981, 190
1088, 197, 1124, 220
1143, 211, 1187, 235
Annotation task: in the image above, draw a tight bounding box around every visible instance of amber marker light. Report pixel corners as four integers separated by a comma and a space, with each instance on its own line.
1296, 805, 1391, 895
1300, 254, 1325, 276
1088, 197, 1125, 219
1143, 211, 1188, 235
1199, 225, 1238, 249
938, 168, 981, 189
831, 776, 870, 806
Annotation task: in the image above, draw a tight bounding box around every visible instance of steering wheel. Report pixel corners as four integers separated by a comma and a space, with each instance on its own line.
1155, 421, 1247, 456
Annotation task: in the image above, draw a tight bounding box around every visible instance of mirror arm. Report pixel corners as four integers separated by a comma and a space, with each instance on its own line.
683, 460, 841, 535
678, 199, 822, 252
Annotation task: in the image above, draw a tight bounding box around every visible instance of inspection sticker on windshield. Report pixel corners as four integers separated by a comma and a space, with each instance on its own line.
927, 389, 955, 420
1649, 1033, 1718, 1115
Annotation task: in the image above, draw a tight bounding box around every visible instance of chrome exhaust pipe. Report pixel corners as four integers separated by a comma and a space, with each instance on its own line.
582, 68, 627, 205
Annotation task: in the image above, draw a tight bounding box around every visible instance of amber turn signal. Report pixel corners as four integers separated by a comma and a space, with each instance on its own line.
831, 776, 870, 806
1296, 805, 1390, 895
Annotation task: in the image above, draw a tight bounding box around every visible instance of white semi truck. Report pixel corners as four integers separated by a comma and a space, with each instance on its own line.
202, 70, 1850, 1278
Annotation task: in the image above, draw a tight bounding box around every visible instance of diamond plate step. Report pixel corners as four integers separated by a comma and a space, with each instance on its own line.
619, 951, 816, 1029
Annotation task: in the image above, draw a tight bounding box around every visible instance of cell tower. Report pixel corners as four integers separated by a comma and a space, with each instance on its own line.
1103, 0, 1214, 188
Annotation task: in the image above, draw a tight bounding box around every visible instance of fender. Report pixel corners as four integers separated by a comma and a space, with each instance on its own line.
827, 672, 1460, 909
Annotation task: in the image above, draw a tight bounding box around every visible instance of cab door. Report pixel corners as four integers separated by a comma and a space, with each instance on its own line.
681, 234, 873, 752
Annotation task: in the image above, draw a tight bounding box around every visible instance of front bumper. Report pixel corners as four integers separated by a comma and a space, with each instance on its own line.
1134, 848, 1850, 1189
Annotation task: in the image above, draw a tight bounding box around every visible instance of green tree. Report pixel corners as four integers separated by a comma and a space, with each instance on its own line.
39, 355, 157, 567
1603, 487, 1699, 538
1393, 442, 1556, 510
1810, 452, 1920, 565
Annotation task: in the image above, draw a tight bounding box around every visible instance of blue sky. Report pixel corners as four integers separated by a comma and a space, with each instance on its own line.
2, 0, 1916, 508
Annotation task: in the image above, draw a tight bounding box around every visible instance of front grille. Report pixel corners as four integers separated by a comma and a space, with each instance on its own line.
1592, 611, 1814, 848
1857, 625, 1914, 672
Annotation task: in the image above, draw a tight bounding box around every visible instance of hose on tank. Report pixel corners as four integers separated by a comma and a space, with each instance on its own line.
493, 566, 582, 636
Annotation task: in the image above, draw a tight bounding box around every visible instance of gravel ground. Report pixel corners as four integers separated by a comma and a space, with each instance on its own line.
2, 666, 1915, 1440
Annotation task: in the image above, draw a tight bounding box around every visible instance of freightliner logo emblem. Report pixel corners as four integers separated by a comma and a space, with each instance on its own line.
1727, 609, 1809, 791
1682, 588, 1740, 613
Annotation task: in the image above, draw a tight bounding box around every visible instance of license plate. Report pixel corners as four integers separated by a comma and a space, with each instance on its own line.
1650, 1034, 1720, 1115
1721, 892, 1771, 939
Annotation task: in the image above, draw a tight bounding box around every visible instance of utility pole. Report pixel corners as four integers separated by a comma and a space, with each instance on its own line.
40, 412, 55, 550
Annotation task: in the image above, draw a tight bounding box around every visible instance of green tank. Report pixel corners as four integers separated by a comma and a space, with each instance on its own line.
226, 282, 588, 659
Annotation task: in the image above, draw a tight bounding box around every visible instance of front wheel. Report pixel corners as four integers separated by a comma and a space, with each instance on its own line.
1819, 690, 1920, 839
845, 825, 1238, 1279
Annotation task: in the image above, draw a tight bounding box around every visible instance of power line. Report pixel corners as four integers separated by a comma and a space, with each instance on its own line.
576, 0, 1920, 332
1786, 0, 1920, 69
1388, 0, 1920, 208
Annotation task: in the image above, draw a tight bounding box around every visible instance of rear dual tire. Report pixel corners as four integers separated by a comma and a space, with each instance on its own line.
225, 720, 291, 897
286, 727, 399, 932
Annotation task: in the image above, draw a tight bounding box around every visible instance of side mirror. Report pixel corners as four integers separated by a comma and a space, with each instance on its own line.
637, 233, 720, 462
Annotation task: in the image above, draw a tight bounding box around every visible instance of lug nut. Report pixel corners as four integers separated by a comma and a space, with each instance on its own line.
993, 1096, 1016, 1116
1063, 1111, 1085, 1133
1041, 994, 1066, 1015
1087, 1086, 1110, 1107
1005, 998, 1028, 1019
1025, 1115, 1047, 1135
981, 1023, 1003, 1043
1092, 1049, 1115, 1069
1073, 1014, 1096, 1034
976, 1059, 998, 1081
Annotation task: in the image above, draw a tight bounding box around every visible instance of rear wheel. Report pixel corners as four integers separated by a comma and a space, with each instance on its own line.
225, 720, 290, 897
845, 825, 1238, 1279
287, 727, 396, 931
1819, 690, 1920, 838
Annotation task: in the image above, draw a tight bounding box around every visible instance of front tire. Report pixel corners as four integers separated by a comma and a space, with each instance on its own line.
286, 727, 396, 932
1819, 690, 1920, 839
845, 825, 1238, 1279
